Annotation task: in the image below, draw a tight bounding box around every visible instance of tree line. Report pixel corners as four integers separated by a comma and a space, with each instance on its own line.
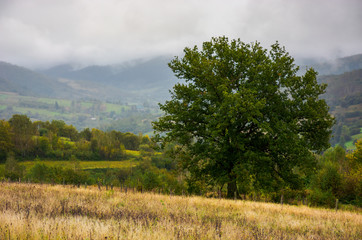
0, 114, 149, 162
0, 113, 184, 194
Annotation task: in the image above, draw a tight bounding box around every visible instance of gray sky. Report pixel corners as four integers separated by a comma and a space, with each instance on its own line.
0, 0, 361, 69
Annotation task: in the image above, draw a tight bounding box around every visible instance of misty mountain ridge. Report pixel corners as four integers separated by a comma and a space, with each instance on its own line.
38, 56, 178, 102
0, 61, 80, 99
42, 56, 176, 88
0, 53, 361, 103
298, 53, 362, 75
43, 53, 362, 87
37, 52, 362, 105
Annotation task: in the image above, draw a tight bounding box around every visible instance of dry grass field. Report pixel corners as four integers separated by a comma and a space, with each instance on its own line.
0, 182, 361, 239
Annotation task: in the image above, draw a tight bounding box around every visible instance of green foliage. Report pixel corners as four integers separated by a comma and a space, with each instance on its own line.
0, 114, 147, 161
27, 161, 49, 183
310, 143, 362, 207
344, 140, 362, 206
153, 36, 334, 198
9, 114, 36, 157
27, 160, 90, 185
312, 161, 342, 195
112, 156, 183, 193
4, 153, 25, 180
33, 136, 51, 157
0, 120, 13, 162
139, 144, 154, 156
307, 188, 336, 208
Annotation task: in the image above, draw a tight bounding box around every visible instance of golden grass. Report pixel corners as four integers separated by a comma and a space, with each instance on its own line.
0, 182, 361, 240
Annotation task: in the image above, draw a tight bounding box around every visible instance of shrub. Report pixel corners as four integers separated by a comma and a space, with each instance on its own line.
4, 153, 25, 181
307, 189, 336, 208
27, 162, 49, 183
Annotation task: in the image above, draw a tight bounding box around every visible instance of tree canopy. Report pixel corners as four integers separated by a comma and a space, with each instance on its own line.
153, 37, 334, 198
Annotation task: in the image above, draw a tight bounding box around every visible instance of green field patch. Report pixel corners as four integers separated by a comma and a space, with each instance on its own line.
17, 160, 138, 171
80, 102, 94, 108
37, 98, 71, 107
345, 141, 355, 150
105, 103, 128, 113
0, 94, 8, 100
347, 129, 362, 150
80, 160, 138, 170
13, 106, 63, 117
352, 132, 362, 140
125, 150, 141, 156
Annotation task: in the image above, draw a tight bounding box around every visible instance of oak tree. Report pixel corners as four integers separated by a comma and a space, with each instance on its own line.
153, 37, 334, 198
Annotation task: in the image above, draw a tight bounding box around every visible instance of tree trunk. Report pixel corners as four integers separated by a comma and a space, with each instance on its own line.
226, 177, 238, 199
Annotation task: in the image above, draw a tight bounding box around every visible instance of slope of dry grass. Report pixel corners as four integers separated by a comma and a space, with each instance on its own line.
0, 182, 361, 239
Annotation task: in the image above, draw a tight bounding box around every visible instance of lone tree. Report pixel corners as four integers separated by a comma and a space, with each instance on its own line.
153, 37, 334, 198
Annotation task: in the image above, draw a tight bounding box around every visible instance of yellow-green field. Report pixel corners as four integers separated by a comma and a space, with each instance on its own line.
125, 150, 141, 156
16, 160, 138, 171
346, 129, 362, 150
0, 182, 361, 239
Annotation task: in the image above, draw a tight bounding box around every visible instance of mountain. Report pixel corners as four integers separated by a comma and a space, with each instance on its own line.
41, 57, 178, 102
0, 61, 79, 98
300, 54, 362, 76
43, 64, 115, 83
317, 68, 362, 148
319, 69, 362, 106
0, 57, 178, 103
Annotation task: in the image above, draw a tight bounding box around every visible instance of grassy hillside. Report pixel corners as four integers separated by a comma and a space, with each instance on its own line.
0, 61, 78, 98
318, 69, 362, 149
0, 182, 361, 239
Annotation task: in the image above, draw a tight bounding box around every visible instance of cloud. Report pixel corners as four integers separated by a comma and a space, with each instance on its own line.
0, 0, 361, 68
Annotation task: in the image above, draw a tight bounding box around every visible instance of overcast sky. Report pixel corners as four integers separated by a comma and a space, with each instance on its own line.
0, 0, 361, 69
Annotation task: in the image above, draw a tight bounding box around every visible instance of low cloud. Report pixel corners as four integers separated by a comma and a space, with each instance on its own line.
0, 0, 361, 68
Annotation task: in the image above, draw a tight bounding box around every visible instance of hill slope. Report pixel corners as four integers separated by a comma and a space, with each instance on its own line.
318, 69, 362, 147
303, 54, 362, 75
42, 57, 178, 102
0, 61, 79, 98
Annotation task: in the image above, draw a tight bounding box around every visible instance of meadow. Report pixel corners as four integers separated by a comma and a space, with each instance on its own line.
0, 182, 361, 239
19, 159, 138, 171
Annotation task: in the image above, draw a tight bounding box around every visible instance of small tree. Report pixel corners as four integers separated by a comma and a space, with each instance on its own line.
4, 153, 25, 181
0, 120, 13, 162
9, 114, 36, 157
70, 154, 81, 172
153, 37, 334, 198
